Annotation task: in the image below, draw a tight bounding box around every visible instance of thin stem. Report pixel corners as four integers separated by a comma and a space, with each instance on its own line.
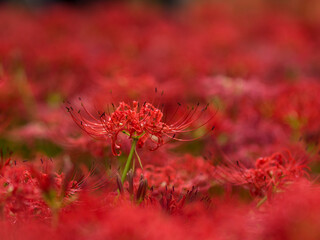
256, 195, 267, 208
257, 184, 279, 208
135, 148, 143, 170
121, 138, 138, 183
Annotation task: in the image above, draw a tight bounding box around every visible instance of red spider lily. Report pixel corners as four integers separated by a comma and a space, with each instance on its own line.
0, 156, 103, 222
66, 99, 215, 156
116, 171, 210, 215
0, 160, 50, 221
29, 159, 107, 211
217, 151, 309, 201
139, 154, 215, 193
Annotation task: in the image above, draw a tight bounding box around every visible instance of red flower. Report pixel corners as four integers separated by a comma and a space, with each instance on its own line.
217, 151, 309, 199
66, 100, 214, 156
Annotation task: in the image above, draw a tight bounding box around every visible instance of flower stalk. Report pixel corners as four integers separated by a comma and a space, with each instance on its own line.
121, 138, 138, 183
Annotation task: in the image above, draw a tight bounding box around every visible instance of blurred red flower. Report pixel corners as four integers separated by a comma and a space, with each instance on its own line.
67, 100, 214, 156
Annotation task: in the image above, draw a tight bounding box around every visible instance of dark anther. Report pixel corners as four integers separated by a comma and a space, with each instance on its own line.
140, 174, 144, 181
127, 170, 134, 194
202, 103, 209, 111
136, 179, 148, 201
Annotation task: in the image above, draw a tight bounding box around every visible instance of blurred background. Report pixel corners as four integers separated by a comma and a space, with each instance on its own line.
1, 2, 320, 239
0, 0, 184, 6
0, 0, 320, 173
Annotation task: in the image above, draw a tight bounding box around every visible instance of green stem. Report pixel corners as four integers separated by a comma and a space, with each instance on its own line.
256, 195, 267, 208
121, 138, 138, 183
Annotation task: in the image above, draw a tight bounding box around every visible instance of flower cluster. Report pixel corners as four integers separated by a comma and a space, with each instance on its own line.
0, 156, 85, 222
67, 100, 213, 156
217, 152, 309, 200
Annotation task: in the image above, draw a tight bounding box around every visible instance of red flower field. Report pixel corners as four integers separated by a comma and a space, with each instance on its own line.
0, 0, 320, 239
